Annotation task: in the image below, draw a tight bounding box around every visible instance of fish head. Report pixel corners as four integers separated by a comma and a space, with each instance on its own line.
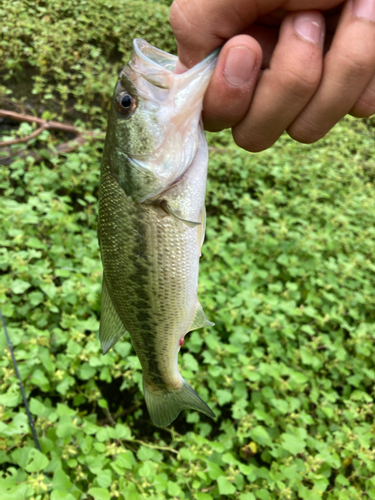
106, 38, 219, 202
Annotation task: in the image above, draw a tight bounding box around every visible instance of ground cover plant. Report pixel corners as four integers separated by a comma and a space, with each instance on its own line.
1, 1, 375, 499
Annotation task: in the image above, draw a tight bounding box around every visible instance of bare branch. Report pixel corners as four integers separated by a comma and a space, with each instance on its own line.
0, 109, 80, 135
0, 108, 105, 165
0, 125, 46, 147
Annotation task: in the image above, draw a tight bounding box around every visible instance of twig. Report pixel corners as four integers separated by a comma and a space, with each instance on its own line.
98, 402, 142, 425
0, 109, 105, 165
127, 438, 178, 454
101, 406, 117, 426
0, 125, 46, 147
0, 109, 80, 135
0, 309, 41, 451
99, 404, 178, 454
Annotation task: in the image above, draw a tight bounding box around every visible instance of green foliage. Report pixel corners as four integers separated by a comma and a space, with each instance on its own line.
1, 1, 375, 499
0, 0, 175, 126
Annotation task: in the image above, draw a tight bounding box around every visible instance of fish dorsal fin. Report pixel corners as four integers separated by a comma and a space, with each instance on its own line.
160, 200, 200, 228
189, 302, 214, 332
99, 276, 127, 354
197, 206, 206, 256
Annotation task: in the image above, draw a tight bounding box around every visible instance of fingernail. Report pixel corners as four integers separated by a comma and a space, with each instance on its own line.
294, 12, 324, 44
353, 0, 375, 21
224, 46, 256, 86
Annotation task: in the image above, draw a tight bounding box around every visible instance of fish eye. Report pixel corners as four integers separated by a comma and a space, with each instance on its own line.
115, 91, 137, 116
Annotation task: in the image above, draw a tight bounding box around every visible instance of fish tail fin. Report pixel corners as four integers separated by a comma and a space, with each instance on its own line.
143, 378, 215, 428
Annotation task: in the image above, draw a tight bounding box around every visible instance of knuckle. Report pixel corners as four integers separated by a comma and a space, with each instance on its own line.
170, 1, 199, 41
170, 1, 188, 30
278, 65, 320, 100
336, 50, 375, 78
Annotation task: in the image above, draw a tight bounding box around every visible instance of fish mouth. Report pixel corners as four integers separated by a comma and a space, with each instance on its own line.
133, 38, 178, 73
132, 38, 220, 74
128, 38, 220, 92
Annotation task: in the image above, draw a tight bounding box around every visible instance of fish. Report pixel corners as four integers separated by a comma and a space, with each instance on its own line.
98, 38, 218, 427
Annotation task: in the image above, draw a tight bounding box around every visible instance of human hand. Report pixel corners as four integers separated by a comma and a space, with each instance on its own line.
170, 0, 375, 151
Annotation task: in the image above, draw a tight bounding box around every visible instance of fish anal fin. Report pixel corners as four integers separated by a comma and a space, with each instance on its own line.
189, 301, 214, 332
160, 200, 200, 228
99, 276, 127, 354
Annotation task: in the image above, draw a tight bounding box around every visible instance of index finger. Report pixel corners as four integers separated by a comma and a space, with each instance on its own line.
170, 0, 343, 67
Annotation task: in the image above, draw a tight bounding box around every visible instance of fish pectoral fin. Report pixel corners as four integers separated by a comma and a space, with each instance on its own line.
99, 276, 127, 354
197, 206, 206, 256
189, 302, 214, 331
160, 200, 201, 228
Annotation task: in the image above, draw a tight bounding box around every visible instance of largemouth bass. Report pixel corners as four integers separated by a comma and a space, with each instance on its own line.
98, 39, 218, 427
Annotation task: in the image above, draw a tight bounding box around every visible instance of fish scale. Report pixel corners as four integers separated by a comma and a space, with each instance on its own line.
98, 39, 218, 426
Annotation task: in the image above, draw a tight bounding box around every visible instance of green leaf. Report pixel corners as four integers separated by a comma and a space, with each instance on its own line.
25, 449, 50, 472
4, 413, 28, 435
167, 481, 182, 496
52, 469, 73, 492
88, 488, 111, 500
29, 291, 44, 306
26, 237, 46, 249
96, 469, 112, 489
109, 423, 132, 440
137, 446, 162, 462
250, 426, 272, 447
239, 494, 256, 500
271, 398, 289, 414
55, 416, 77, 439
206, 461, 224, 480
50, 492, 76, 500
30, 369, 50, 389
40, 282, 57, 299
217, 389, 232, 406
0, 391, 20, 408
98, 399, 108, 410
256, 489, 270, 500
336, 474, 350, 486
79, 363, 96, 380
281, 433, 306, 455
11, 279, 31, 294
196, 494, 213, 500
123, 483, 139, 500
111, 451, 134, 472
217, 476, 236, 495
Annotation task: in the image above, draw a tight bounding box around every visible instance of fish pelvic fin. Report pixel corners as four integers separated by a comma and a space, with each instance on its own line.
99, 276, 127, 354
189, 301, 214, 331
143, 378, 215, 427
